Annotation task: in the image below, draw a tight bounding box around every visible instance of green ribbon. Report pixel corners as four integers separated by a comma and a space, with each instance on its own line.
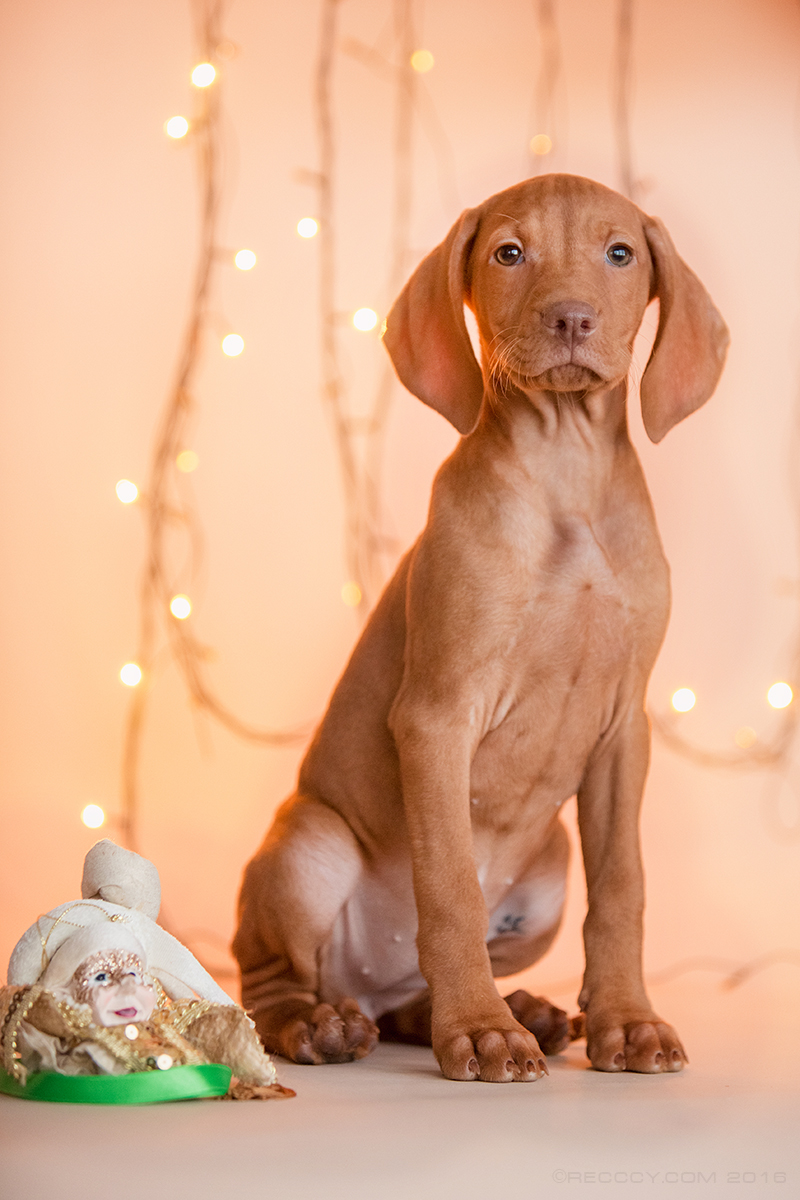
0, 1062, 232, 1105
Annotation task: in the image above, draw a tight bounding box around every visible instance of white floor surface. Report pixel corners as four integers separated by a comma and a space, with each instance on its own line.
2, 972, 798, 1200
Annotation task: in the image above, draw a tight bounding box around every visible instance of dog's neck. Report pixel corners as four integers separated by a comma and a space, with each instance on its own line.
473, 380, 635, 515
481, 379, 628, 443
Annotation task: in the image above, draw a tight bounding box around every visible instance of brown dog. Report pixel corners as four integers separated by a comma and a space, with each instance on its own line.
234, 174, 728, 1082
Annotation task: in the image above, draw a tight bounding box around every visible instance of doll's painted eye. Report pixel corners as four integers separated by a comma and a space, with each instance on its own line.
606, 243, 633, 266
495, 244, 523, 266
92, 972, 109, 985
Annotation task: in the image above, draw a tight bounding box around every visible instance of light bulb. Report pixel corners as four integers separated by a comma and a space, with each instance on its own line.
234, 249, 256, 270
165, 116, 190, 139
81, 804, 106, 829
170, 595, 192, 619
530, 134, 553, 156
120, 662, 143, 687
352, 308, 378, 332
191, 62, 216, 88
222, 334, 244, 356
116, 479, 138, 504
176, 450, 199, 473
735, 726, 757, 749
341, 581, 362, 607
671, 688, 696, 713
297, 218, 319, 238
767, 681, 793, 709
410, 49, 434, 73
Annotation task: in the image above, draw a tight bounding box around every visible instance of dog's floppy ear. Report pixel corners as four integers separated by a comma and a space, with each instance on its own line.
383, 206, 485, 435
640, 216, 729, 444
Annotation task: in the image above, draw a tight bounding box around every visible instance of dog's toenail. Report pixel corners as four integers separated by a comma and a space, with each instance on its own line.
614, 1052, 625, 1067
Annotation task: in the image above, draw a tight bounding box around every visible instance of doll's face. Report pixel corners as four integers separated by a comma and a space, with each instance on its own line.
70, 951, 156, 1026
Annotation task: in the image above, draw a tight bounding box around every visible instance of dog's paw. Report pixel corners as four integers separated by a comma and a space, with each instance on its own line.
586, 1015, 687, 1073
279, 998, 379, 1065
435, 1022, 548, 1083
504, 989, 571, 1055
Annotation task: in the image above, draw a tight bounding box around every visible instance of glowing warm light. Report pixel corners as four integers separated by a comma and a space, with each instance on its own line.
341, 581, 362, 607
768, 681, 793, 709
176, 449, 199, 473
81, 804, 106, 829
170, 594, 192, 619
165, 116, 190, 139
297, 217, 319, 238
530, 133, 553, 156
352, 308, 378, 332
222, 333, 244, 356
120, 662, 143, 687
234, 249, 257, 270
410, 49, 434, 73
116, 479, 139, 504
191, 62, 216, 87
735, 726, 757, 749
671, 688, 696, 713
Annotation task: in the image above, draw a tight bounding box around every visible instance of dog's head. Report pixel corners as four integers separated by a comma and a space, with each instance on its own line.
383, 174, 729, 443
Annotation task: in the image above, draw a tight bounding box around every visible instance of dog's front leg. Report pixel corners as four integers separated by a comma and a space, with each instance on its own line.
390, 702, 548, 1083
577, 704, 687, 1073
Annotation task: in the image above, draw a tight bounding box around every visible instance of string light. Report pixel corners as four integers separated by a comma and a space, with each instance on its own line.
81, 805, 106, 829
221, 333, 244, 356
313, 0, 420, 613
613, 0, 639, 201
606, 8, 799, 843
191, 62, 216, 87
768, 682, 794, 709
116, 479, 139, 504
410, 49, 434, 73
341, 581, 362, 607
122, 0, 309, 860
176, 449, 199, 473
352, 307, 378, 331
234, 249, 256, 270
169, 595, 192, 619
110, 0, 800, 983
530, 0, 563, 173
165, 116, 190, 139
119, 663, 142, 687
671, 688, 696, 713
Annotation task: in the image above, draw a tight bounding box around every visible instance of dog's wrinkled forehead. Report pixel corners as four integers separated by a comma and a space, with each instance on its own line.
470, 175, 648, 269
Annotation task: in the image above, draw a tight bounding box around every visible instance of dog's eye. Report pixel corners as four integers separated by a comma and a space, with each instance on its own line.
495, 244, 523, 266
606, 243, 633, 266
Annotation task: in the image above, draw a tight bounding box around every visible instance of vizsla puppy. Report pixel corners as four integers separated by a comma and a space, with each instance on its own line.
234, 174, 728, 1082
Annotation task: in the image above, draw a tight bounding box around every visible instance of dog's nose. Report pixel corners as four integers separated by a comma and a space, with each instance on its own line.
541, 301, 598, 346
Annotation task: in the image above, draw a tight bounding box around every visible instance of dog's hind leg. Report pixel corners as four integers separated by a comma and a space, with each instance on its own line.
233, 794, 379, 1064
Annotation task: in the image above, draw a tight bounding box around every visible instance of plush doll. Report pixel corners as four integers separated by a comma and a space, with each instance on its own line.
0, 840, 293, 1103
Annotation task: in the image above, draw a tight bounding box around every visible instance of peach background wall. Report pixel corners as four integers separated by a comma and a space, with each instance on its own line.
1, 0, 799, 1000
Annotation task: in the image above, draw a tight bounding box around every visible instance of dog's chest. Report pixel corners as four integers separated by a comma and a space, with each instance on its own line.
469, 512, 665, 811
